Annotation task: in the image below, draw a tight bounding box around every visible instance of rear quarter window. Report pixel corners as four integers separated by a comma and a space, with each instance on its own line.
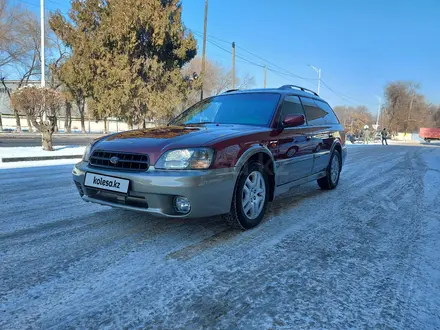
300, 97, 339, 125
314, 100, 340, 125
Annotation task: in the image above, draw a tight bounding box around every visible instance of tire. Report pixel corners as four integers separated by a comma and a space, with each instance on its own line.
223, 161, 269, 230
317, 149, 341, 190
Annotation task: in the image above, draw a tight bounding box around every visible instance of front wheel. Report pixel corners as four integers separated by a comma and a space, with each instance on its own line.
317, 150, 341, 190
223, 161, 269, 230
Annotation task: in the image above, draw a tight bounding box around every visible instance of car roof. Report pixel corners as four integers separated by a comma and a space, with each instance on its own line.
222, 86, 328, 103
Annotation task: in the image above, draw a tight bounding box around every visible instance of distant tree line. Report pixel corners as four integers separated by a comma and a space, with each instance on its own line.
334, 81, 440, 136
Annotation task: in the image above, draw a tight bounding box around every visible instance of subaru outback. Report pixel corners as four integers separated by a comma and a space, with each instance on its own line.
72, 85, 347, 229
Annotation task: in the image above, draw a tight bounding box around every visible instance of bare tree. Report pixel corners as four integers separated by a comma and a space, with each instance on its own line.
333, 105, 374, 136
1, 6, 41, 133
0, 1, 31, 69
383, 81, 430, 134
47, 33, 70, 133
430, 105, 440, 128
236, 72, 256, 90
183, 56, 256, 106
11, 86, 64, 150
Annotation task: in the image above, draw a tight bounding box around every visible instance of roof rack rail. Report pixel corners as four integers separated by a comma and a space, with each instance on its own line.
278, 85, 319, 96
224, 89, 239, 93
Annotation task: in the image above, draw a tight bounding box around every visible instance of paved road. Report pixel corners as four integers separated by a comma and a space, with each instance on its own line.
1, 145, 440, 329
0, 134, 99, 147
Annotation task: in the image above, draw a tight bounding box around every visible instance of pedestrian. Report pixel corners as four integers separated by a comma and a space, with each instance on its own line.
381, 128, 388, 145
363, 128, 371, 144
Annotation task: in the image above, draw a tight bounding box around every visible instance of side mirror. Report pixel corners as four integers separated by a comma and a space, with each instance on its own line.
282, 114, 305, 128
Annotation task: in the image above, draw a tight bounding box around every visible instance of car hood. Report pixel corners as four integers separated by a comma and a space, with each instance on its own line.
93, 125, 261, 165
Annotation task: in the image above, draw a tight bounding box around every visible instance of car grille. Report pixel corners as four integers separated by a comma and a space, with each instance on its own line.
89, 150, 149, 171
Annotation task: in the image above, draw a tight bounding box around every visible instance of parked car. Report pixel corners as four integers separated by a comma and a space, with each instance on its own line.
73, 85, 347, 229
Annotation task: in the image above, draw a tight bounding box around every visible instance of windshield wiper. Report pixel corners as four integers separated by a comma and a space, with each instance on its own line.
183, 122, 216, 126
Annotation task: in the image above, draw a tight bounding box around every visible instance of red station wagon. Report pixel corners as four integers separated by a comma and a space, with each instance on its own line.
73, 85, 347, 229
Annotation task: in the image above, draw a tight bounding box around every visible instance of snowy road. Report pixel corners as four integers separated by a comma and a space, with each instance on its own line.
1, 144, 440, 329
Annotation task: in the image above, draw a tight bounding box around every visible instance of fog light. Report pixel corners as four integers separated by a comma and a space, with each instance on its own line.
174, 196, 191, 214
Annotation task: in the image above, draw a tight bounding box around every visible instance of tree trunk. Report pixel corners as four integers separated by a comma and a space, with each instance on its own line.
76, 98, 86, 134
41, 130, 54, 151
14, 110, 21, 132
103, 118, 108, 134
54, 115, 59, 133
32, 117, 55, 151
128, 117, 133, 130
142, 118, 146, 129
80, 110, 86, 133
0, 113, 3, 132
65, 101, 72, 133
26, 116, 34, 133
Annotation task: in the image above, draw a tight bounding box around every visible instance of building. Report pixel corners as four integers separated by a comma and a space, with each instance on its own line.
0, 80, 40, 114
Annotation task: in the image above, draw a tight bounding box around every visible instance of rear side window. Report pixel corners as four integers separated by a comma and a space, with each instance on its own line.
300, 97, 339, 125
278, 95, 306, 126
314, 100, 340, 124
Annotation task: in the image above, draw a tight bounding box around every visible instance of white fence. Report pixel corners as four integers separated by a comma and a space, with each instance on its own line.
0, 114, 155, 133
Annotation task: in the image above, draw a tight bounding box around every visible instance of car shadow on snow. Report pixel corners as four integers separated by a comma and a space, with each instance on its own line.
265, 183, 325, 219
104, 181, 327, 259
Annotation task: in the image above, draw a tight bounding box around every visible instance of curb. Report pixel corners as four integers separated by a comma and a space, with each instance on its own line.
0, 155, 83, 163
0, 133, 103, 138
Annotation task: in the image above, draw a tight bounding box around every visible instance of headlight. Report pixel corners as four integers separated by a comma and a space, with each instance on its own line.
83, 143, 92, 162
155, 148, 214, 170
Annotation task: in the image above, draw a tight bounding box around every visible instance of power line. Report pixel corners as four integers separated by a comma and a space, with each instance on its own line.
319, 79, 373, 107
191, 29, 375, 106
190, 29, 230, 45
15, 0, 39, 8
198, 32, 320, 86
193, 29, 317, 82
15, 0, 68, 14
237, 45, 316, 81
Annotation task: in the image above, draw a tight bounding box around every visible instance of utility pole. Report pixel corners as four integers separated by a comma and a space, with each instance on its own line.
200, 0, 208, 101
309, 65, 321, 95
406, 88, 415, 136
231, 42, 236, 89
376, 97, 381, 128
264, 65, 267, 88
40, 0, 45, 88
344, 106, 348, 128
40, 0, 46, 122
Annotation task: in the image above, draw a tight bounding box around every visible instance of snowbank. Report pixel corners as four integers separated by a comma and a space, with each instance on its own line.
0, 158, 81, 169
0, 146, 85, 159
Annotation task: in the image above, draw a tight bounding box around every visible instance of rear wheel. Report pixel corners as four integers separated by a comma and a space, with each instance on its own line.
223, 161, 269, 230
317, 150, 341, 190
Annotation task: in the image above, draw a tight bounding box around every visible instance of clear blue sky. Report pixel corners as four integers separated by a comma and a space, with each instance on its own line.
16, 0, 440, 111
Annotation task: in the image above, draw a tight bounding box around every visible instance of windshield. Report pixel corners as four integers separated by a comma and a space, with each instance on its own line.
170, 93, 281, 126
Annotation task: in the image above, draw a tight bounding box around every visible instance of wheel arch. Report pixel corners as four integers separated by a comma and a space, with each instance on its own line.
330, 140, 343, 165
235, 145, 276, 202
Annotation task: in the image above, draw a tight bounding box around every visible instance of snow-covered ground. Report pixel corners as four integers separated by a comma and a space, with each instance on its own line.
0, 158, 81, 169
0, 145, 85, 160
1, 144, 440, 329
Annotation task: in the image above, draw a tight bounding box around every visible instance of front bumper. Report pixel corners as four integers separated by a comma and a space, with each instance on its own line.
72, 161, 236, 218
